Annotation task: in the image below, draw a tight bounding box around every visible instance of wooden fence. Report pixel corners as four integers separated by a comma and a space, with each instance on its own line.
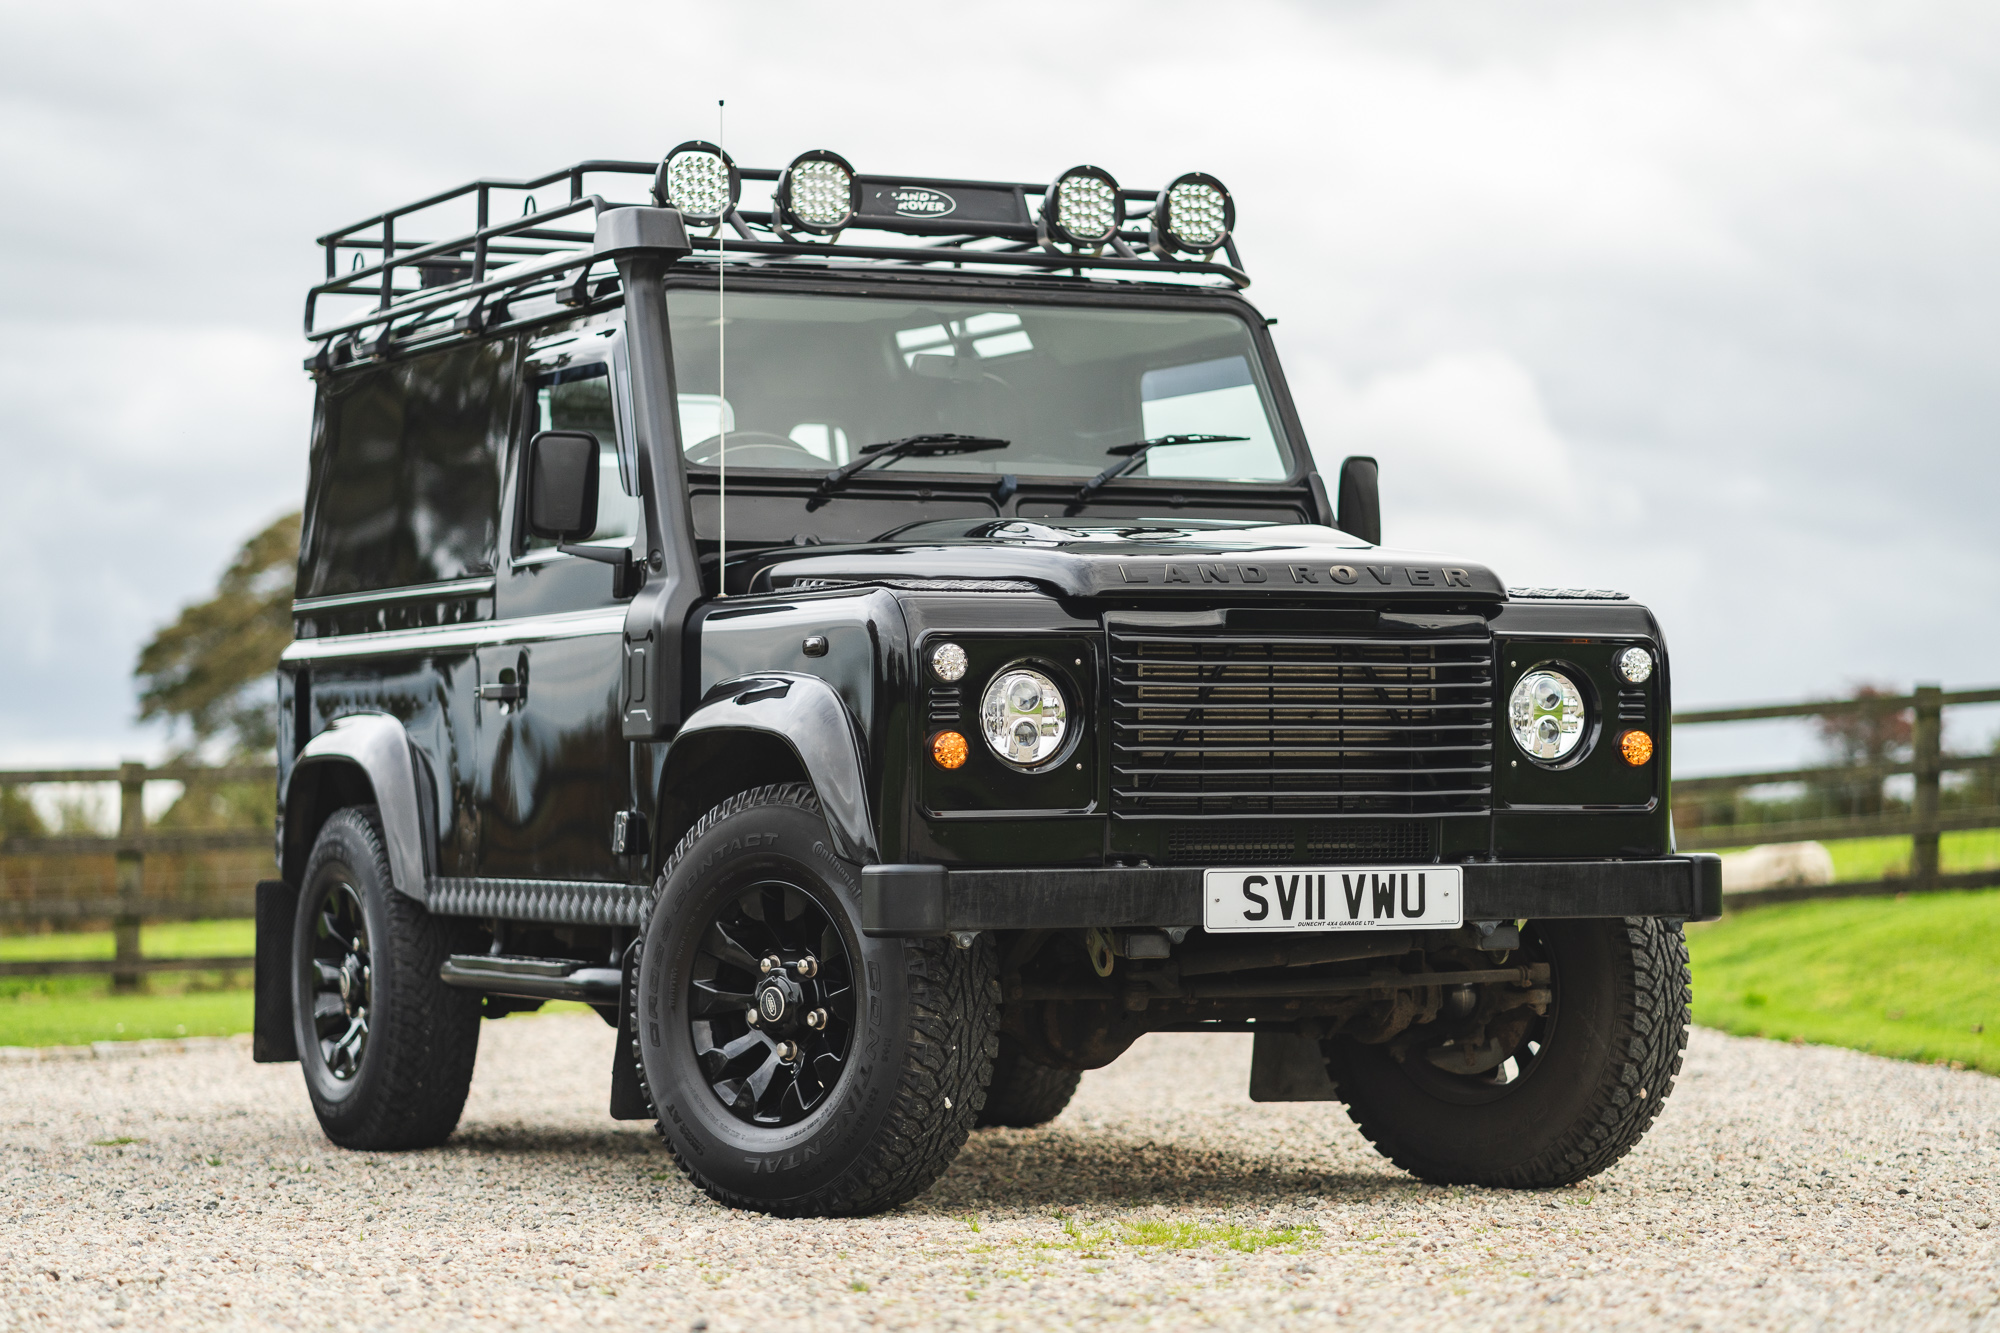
0, 762, 272, 987
1671, 684, 2000, 905
2, 682, 1997, 978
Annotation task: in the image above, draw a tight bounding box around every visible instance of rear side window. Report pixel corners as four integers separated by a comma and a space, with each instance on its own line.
299, 341, 510, 597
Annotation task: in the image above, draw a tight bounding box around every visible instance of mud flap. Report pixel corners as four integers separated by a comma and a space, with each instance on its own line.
1248, 1031, 1338, 1102
252, 879, 298, 1063
609, 940, 652, 1120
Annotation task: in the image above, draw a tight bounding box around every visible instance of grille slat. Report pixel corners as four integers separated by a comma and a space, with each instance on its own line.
1109, 625, 1495, 818
1165, 820, 1437, 866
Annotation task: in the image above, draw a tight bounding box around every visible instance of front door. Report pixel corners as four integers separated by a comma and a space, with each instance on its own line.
472, 350, 642, 883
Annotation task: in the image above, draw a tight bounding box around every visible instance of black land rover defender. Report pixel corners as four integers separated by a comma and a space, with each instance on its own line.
255, 146, 1720, 1216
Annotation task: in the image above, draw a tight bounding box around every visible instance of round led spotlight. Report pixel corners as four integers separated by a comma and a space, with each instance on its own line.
1042, 165, 1122, 248
1617, 646, 1654, 684
1509, 667, 1588, 763
777, 149, 860, 235
930, 642, 968, 683
653, 140, 740, 223
980, 665, 1069, 770
1150, 171, 1234, 256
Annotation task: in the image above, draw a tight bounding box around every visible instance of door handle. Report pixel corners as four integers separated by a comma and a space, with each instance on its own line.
478, 683, 524, 702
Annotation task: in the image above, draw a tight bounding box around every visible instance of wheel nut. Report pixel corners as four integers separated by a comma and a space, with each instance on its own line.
745, 1007, 760, 1026
805, 1008, 828, 1030
797, 956, 819, 978
760, 955, 781, 974
775, 1041, 800, 1062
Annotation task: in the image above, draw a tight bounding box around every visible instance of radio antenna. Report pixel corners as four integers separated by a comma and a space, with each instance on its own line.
715, 98, 728, 598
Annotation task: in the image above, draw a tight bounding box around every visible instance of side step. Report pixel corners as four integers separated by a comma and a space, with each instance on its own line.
439, 954, 622, 1004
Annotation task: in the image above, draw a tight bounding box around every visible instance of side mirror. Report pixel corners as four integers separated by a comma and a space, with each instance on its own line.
1337, 455, 1381, 546
526, 430, 601, 541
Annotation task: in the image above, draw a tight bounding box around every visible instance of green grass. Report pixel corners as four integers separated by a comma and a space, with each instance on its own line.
1705, 829, 2000, 882
0, 917, 254, 963
0, 917, 599, 1047
1688, 888, 2000, 1074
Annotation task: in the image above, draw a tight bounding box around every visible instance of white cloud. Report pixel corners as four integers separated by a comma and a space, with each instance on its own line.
1, 0, 1997, 767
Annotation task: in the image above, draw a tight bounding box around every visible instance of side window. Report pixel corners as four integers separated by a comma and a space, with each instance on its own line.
299, 340, 506, 597
524, 365, 639, 552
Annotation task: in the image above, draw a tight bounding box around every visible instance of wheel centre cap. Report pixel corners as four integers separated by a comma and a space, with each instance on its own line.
755, 975, 798, 1026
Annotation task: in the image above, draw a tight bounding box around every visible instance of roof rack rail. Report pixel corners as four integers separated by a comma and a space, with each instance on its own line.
305, 156, 1250, 355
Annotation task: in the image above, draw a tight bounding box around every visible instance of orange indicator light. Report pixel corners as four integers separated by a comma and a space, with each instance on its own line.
1619, 729, 1654, 766
932, 731, 969, 769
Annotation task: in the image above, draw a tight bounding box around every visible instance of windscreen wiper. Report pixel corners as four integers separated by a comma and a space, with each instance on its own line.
1074, 434, 1250, 503
808, 433, 1010, 509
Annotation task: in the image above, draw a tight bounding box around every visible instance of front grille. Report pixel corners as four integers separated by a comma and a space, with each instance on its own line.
1109, 625, 1494, 817
1165, 820, 1436, 866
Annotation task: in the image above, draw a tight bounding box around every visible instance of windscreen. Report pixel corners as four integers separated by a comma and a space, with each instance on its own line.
666, 290, 1291, 482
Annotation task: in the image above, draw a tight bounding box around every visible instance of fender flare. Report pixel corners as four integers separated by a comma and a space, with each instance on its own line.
282, 712, 433, 902
664, 673, 878, 864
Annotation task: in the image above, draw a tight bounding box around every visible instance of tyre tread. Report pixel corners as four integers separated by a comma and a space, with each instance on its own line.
636, 784, 998, 1216
301, 805, 480, 1151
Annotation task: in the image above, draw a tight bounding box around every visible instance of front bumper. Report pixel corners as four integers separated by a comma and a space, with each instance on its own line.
861, 855, 1723, 937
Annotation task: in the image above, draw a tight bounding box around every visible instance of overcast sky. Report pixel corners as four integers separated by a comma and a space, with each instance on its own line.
2, 0, 1996, 773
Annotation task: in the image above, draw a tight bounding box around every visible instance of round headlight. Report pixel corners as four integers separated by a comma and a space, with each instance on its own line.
1509, 668, 1588, 762
930, 642, 968, 682
777, 149, 860, 234
654, 140, 739, 223
1150, 171, 1234, 256
1617, 646, 1654, 683
980, 666, 1069, 769
1042, 165, 1121, 248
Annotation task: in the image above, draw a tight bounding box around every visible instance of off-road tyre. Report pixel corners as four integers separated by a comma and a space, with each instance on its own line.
1325, 916, 1689, 1188
634, 784, 998, 1216
292, 805, 481, 1150
976, 1034, 1082, 1128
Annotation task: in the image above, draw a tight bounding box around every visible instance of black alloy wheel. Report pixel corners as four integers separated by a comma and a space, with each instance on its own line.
290, 805, 481, 1150
305, 879, 373, 1080
690, 881, 856, 1127
636, 784, 998, 1217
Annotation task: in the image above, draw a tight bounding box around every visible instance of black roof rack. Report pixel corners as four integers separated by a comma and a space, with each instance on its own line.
305, 158, 1250, 355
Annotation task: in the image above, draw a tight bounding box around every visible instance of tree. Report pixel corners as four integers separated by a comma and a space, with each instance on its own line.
134, 512, 300, 761
1813, 684, 1912, 818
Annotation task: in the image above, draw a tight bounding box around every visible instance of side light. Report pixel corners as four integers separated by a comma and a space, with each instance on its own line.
1150, 172, 1234, 256
1618, 646, 1655, 683
653, 141, 740, 223
1042, 165, 1122, 249
1619, 729, 1654, 767
930, 642, 968, 682
1508, 667, 1588, 763
777, 149, 860, 234
931, 731, 969, 770
979, 666, 1070, 769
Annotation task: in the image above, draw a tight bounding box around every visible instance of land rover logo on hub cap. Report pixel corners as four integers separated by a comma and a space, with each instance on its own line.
758, 984, 787, 1023
888, 187, 955, 218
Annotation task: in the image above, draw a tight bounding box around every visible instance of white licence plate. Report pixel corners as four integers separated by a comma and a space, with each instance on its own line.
1203, 865, 1464, 933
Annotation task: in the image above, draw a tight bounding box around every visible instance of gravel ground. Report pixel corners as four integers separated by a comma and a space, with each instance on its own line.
4, 1014, 1998, 1332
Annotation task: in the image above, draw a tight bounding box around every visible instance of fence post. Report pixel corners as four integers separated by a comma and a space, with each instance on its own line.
112, 762, 146, 993
1910, 684, 1943, 892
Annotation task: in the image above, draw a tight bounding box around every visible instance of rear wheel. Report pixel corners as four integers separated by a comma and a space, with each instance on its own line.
291, 806, 481, 1150
1325, 917, 1689, 1188
635, 785, 998, 1216
976, 1034, 1082, 1128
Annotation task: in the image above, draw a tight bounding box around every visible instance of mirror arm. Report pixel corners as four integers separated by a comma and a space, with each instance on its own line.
557, 543, 646, 598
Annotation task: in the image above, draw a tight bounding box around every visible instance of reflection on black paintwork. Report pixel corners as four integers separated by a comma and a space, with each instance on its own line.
299, 340, 508, 597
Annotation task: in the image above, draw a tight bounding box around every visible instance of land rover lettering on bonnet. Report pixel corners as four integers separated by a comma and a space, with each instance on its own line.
260, 143, 1717, 1217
